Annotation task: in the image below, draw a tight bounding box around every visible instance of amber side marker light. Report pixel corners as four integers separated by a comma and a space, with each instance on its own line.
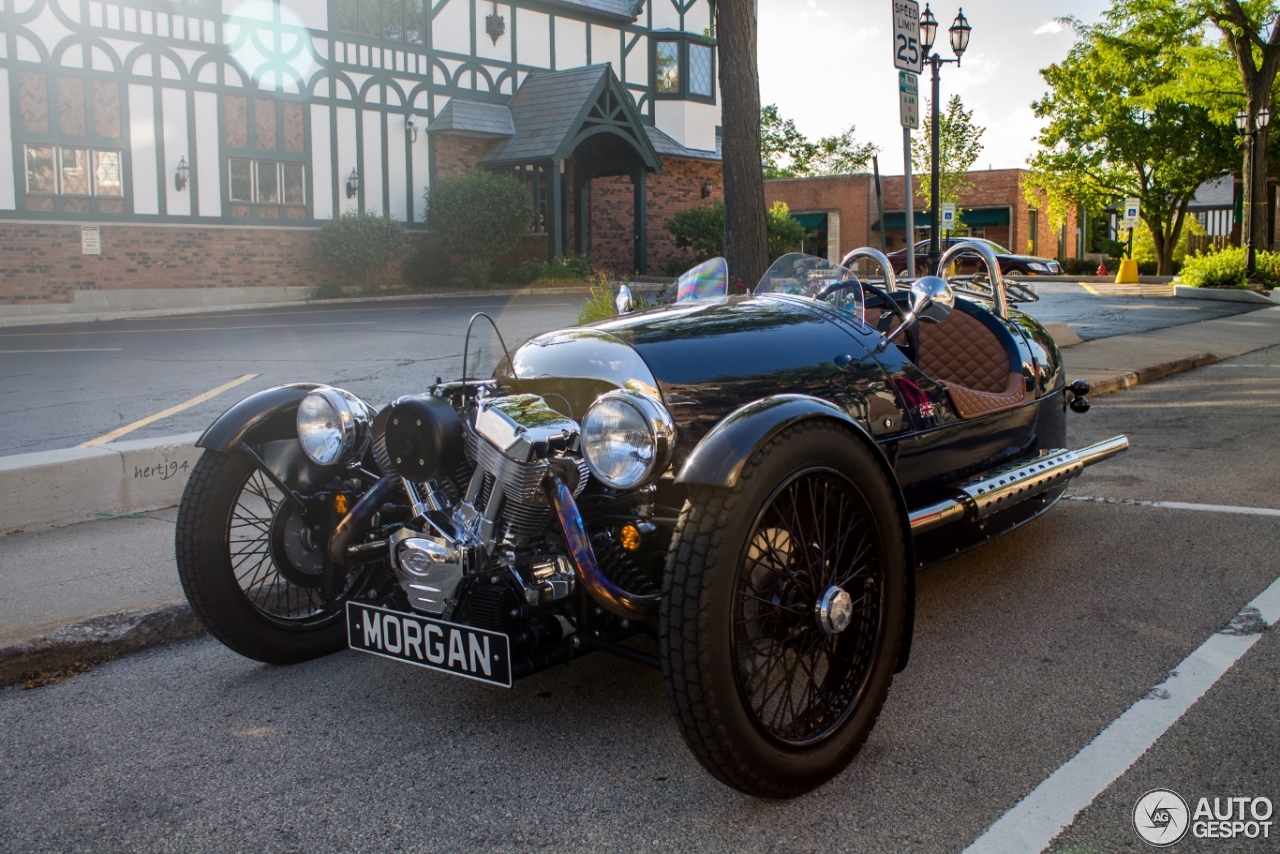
620, 524, 642, 551
335, 494, 349, 515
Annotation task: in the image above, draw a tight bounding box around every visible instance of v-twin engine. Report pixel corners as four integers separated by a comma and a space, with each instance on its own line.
373, 392, 588, 619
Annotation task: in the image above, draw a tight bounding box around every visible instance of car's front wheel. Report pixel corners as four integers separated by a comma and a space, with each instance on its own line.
660, 421, 908, 797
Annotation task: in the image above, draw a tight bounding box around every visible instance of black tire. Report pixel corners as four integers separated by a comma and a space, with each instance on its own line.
660, 421, 908, 798
175, 448, 349, 664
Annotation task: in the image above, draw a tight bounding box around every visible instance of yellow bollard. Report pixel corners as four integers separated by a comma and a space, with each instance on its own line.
1115, 259, 1140, 284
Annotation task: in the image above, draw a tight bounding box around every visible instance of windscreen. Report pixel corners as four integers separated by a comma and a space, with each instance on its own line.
675, 257, 729, 303
753, 253, 865, 326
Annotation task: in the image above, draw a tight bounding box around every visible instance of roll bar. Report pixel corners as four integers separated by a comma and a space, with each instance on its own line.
937, 241, 1008, 318
839, 247, 901, 293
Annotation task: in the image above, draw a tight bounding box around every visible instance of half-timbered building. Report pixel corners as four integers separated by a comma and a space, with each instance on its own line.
0, 0, 722, 306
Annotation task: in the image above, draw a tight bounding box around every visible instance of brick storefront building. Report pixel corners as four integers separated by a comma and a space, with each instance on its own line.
766, 169, 1081, 267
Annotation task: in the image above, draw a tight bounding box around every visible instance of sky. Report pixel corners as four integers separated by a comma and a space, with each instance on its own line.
756, 0, 1114, 174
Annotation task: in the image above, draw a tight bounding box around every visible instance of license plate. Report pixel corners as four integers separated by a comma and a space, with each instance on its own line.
346, 602, 512, 687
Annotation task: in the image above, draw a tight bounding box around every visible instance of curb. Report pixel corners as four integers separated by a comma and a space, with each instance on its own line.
0, 433, 202, 536
1086, 353, 1220, 396
1172, 285, 1278, 305
0, 285, 605, 329
0, 602, 204, 687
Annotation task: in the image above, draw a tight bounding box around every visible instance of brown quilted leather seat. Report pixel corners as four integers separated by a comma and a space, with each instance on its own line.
865, 304, 1025, 419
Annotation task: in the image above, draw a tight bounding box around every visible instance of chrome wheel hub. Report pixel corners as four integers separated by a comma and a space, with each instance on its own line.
816, 586, 854, 635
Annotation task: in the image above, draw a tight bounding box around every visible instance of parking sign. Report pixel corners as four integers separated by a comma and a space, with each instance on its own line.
892, 1, 923, 74
899, 71, 919, 129
941, 203, 956, 229
1122, 198, 1140, 229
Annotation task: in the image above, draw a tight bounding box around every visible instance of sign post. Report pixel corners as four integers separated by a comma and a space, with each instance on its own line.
895, 1, 924, 279
1116, 197, 1142, 284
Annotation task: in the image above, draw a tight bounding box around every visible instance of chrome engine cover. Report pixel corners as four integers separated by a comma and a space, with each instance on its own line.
392, 531, 466, 617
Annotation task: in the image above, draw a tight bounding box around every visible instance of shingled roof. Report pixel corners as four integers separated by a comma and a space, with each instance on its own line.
481, 65, 660, 170
426, 99, 515, 137
545, 0, 642, 21
644, 125, 721, 162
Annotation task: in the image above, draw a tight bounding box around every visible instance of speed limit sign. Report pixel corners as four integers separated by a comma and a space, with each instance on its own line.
892, 0, 924, 74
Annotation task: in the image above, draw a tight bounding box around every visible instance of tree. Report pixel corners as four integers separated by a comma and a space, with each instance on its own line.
1024, 11, 1237, 274
810, 126, 879, 176
912, 95, 985, 228
761, 104, 816, 178
424, 171, 533, 284
716, 0, 769, 286
1117, 0, 1280, 265
761, 105, 878, 178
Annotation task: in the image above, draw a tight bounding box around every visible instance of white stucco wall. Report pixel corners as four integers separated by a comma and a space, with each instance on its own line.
128, 84, 159, 215
0, 69, 14, 211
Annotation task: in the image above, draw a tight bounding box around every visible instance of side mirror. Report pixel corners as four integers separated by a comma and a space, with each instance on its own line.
878, 275, 955, 353
615, 284, 634, 315
909, 275, 955, 324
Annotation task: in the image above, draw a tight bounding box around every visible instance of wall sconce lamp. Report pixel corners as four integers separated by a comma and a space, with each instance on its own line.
346, 168, 360, 199
175, 156, 189, 192
406, 114, 418, 143
701, 178, 714, 199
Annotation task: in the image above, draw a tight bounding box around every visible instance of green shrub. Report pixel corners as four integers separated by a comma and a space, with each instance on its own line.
1253, 251, 1280, 289
402, 243, 455, 291
1178, 246, 1246, 288
516, 254, 593, 284
666, 201, 810, 267
425, 171, 533, 285
317, 209, 409, 292
577, 270, 650, 324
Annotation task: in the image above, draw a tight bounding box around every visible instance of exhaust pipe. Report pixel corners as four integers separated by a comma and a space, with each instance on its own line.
909, 435, 1129, 534
546, 475, 660, 620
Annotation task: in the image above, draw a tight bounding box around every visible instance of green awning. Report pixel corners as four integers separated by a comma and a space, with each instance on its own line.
793, 212, 828, 231
872, 207, 1010, 230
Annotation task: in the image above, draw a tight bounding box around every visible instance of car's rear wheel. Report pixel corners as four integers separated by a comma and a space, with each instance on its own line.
660, 421, 907, 797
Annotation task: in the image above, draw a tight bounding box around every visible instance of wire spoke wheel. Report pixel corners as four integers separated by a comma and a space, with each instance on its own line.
733, 468, 883, 746
226, 468, 333, 626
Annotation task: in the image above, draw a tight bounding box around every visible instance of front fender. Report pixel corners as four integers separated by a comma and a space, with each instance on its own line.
674, 393, 917, 672
196, 383, 322, 451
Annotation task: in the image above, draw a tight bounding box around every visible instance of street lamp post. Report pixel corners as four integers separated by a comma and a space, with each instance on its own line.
919, 5, 970, 274
1236, 106, 1271, 278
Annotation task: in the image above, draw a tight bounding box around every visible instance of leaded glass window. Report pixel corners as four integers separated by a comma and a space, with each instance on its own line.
656, 42, 680, 93
59, 147, 91, 196
689, 44, 713, 97
335, 0, 423, 44
25, 145, 123, 200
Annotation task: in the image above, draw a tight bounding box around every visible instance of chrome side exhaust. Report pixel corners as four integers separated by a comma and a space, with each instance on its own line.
909, 436, 1129, 534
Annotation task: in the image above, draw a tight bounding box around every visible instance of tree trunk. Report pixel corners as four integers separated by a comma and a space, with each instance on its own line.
1249, 123, 1269, 256
715, 0, 768, 288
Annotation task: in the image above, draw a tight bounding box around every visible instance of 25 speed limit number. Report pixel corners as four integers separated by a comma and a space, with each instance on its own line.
892, 0, 923, 74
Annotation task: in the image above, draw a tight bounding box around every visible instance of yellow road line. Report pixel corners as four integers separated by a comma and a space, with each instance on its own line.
79, 373, 260, 447
0, 321, 377, 338
0, 348, 123, 353
1079, 282, 1101, 296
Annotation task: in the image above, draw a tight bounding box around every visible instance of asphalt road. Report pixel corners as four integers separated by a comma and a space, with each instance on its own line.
0, 285, 1262, 455
1, 346, 1276, 853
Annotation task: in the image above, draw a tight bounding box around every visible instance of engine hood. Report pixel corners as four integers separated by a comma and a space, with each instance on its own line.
501, 296, 890, 459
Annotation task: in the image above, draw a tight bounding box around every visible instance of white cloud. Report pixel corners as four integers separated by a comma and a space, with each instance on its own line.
1033, 20, 1065, 35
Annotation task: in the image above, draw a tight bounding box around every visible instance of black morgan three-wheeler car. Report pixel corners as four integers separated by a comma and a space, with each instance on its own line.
176, 242, 1128, 797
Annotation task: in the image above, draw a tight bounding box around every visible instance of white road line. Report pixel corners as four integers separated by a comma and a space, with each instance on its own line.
1204, 364, 1279, 368
0, 321, 377, 337
0, 348, 123, 353
963, 576, 1280, 854
1067, 495, 1280, 517
78, 373, 260, 447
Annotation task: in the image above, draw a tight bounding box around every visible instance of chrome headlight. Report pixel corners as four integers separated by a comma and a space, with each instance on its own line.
296, 386, 373, 466
581, 391, 674, 490
1026, 261, 1050, 273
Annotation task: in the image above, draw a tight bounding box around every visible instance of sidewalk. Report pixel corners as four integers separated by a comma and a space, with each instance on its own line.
3, 306, 1280, 685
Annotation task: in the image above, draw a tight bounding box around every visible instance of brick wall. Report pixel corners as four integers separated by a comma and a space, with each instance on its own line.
0, 223, 429, 305
433, 135, 494, 178
767, 169, 1082, 264
591, 157, 724, 275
